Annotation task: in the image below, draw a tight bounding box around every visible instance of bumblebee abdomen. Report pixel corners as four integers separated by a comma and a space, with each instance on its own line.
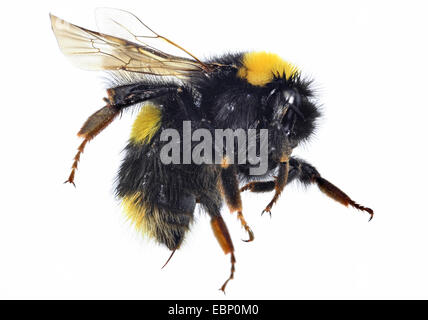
129, 103, 162, 144
115, 102, 193, 249
121, 191, 195, 250
115, 99, 218, 250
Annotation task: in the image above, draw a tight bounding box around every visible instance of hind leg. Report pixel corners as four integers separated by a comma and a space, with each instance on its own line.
65, 83, 181, 185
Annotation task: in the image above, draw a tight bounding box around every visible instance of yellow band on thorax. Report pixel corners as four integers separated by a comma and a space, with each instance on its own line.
237, 51, 298, 86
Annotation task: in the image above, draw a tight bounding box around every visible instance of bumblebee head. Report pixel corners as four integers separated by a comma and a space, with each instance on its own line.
264, 83, 320, 147
237, 51, 320, 146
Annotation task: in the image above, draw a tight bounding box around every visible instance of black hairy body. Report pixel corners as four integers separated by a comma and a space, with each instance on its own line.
51, 10, 373, 292
115, 52, 320, 249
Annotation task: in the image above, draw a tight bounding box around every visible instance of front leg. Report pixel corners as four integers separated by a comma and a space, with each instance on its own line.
220, 165, 254, 242
288, 157, 374, 220
241, 157, 374, 220
240, 180, 276, 193
261, 161, 289, 216
240, 161, 289, 216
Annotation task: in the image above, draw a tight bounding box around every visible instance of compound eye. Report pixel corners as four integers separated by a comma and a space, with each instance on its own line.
283, 89, 300, 106
283, 90, 295, 104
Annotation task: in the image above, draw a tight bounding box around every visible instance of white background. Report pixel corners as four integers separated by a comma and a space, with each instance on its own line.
1, 0, 427, 299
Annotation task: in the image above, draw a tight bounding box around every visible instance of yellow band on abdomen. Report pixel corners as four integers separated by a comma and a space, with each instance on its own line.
130, 103, 162, 144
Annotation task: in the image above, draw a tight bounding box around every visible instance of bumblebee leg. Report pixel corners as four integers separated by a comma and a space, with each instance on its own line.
66, 84, 181, 186
240, 162, 290, 216
198, 191, 236, 293
106, 83, 179, 108
240, 180, 276, 193
211, 215, 236, 293
289, 157, 374, 221
261, 161, 289, 216
65, 105, 119, 186
220, 166, 254, 242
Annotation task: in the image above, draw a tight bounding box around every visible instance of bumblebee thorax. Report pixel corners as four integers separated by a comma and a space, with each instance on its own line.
237, 51, 298, 86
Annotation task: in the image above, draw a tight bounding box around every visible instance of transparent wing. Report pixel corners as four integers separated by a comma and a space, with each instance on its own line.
94, 8, 207, 64
95, 8, 152, 44
50, 12, 213, 77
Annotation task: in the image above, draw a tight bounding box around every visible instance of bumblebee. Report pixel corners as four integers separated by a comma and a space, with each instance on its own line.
51, 8, 373, 292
